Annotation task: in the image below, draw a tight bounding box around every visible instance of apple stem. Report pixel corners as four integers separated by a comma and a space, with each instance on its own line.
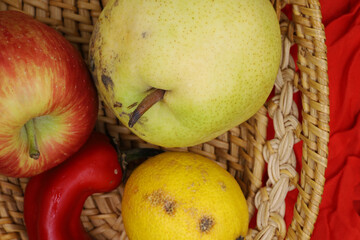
25, 118, 40, 160
128, 89, 165, 128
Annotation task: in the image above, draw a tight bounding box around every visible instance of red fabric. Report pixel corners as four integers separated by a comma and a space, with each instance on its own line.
282, 1, 360, 239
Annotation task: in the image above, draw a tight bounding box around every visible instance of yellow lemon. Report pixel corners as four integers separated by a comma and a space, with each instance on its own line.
122, 151, 249, 240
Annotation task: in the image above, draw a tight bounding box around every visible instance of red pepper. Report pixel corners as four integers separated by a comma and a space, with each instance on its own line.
24, 132, 123, 240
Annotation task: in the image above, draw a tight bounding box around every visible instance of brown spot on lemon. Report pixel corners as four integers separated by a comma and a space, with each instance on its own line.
131, 185, 139, 195
163, 199, 176, 215
200, 169, 208, 182
146, 189, 164, 205
145, 189, 177, 216
199, 215, 215, 233
219, 181, 227, 191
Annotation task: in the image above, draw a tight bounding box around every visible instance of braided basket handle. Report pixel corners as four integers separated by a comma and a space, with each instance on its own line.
247, 0, 329, 239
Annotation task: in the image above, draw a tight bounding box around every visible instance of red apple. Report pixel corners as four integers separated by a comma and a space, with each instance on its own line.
0, 11, 98, 177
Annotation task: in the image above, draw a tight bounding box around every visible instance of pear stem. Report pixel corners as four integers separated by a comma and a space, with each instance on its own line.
25, 118, 40, 160
128, 89, 166, 128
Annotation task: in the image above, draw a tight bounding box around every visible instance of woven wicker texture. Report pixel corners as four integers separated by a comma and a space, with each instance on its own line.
0, 0, 329, 239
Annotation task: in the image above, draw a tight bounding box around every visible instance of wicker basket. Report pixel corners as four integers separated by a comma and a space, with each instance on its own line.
0, 0, 329, 239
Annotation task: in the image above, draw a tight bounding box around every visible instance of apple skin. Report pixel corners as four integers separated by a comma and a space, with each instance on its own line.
0, 11, 99, 177
90, 0, 281, 148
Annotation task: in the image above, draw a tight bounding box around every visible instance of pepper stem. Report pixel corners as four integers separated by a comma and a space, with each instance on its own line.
128, 89, 165, 128
25, 118, 40, 160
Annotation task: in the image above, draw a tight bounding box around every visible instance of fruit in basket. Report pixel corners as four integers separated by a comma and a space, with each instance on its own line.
122, 151, 249, 240
89, 0, 281, 148
0, 11, 98, 177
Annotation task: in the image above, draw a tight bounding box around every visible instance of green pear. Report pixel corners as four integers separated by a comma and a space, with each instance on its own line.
89, 0, 281, 148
